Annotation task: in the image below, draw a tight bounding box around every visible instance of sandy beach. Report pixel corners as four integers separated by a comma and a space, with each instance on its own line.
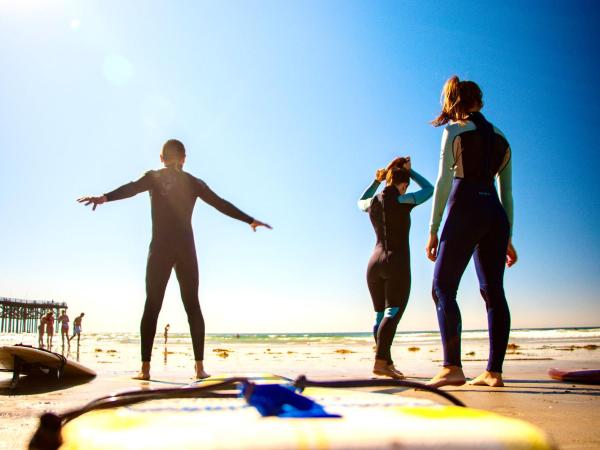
1, 329, 599, 449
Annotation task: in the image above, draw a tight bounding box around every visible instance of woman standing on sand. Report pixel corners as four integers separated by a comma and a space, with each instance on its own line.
38, 315, 46, 348
45, 311, 55, 349
425, 76, 517, 388
57, 309, 70, 350
358, 156, 433, 378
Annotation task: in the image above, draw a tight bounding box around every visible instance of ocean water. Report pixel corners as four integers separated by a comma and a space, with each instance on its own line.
3, 327, 598, 348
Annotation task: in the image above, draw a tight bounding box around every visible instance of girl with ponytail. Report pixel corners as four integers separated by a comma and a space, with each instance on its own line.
426, 76, 517, 388
358, 156, 433, 378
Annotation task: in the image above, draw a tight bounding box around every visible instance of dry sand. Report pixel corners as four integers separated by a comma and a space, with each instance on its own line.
0, 334, 598, 449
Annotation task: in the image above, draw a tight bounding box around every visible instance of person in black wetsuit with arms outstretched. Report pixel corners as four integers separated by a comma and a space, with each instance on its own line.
78, 139, 271, 380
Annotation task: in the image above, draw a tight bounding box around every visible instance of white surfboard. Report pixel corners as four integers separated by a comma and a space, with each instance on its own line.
0, 345, 96, 386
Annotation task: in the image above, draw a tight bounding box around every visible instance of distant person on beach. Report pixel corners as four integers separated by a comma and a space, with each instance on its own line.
69, 313, 85, 346
38, 315, 46, 348
45, 311, 55, 349
358, 156, 433, 378
164, 324, 170, 346
57, 309, 70, 350
426, 76, 517, 388
77, 139, 271, 381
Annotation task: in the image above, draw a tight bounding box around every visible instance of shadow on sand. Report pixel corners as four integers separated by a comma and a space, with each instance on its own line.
0, 373, 95, 395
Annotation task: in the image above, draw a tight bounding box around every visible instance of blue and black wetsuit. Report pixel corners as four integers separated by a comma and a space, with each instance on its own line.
104, 167, 254, 362
358, 170, 433, 364
430, 112, 513, 373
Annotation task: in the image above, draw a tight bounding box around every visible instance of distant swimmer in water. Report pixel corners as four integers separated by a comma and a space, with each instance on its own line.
78, 139, 272, 381
358, 156, 433, 378
69, 312, 85, 346
57, 309, 70, 350
426, 76, 517, 388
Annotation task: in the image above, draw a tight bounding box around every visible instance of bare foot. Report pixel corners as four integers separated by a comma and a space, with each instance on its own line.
387, 364, 406, 380
373, 359, 405, 379
468, 371, 504, 387
132, 362, 150, 381
195, 361, 210, 380
427, 366, 466, 388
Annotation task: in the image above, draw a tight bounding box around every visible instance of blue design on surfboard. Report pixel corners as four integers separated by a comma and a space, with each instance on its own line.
242, 383, 340, 418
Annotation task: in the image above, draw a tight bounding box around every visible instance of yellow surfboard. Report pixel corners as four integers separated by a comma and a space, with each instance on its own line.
56, 373, 553, 450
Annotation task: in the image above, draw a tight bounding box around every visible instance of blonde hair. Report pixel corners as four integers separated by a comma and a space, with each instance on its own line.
432, 76, 483, 127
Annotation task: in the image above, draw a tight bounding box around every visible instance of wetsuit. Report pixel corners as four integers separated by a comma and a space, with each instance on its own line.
430, 112, 513, 373
104, 167, 254, 362
358, 170, 433, 364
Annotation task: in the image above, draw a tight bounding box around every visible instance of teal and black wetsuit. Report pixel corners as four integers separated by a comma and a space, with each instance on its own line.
104, 167, 254, 362
358, 170, 433, 364
430, 111, 513, 373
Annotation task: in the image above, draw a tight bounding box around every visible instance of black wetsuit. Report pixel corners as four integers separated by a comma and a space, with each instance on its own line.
104, 167, 253, 362
431, 112, 512, 372
359, 170, 433, 364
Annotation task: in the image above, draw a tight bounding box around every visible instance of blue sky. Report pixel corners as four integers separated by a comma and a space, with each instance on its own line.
0, 0, 598, 333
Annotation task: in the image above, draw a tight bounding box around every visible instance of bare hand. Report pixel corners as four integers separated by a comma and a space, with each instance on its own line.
506, 240, 518, 267
426, 233, 439, 262
375, 168, 387, 182
77, 195, 107, 211
250, 220, 272, 232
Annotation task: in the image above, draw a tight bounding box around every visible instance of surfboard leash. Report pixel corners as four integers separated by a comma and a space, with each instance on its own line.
28, 376, 465, 450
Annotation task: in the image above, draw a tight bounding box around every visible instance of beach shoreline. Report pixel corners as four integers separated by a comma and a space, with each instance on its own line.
1, 329, 599, 449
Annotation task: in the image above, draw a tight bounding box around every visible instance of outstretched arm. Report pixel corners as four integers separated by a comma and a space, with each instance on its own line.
195, 179, 272, 231
77, 172, 153, 210
397, 169, 434, 205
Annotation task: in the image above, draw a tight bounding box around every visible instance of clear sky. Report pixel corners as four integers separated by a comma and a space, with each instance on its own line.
1, 0, 598, 333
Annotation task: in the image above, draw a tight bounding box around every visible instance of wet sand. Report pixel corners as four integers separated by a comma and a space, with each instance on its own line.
1, 334, 599, 449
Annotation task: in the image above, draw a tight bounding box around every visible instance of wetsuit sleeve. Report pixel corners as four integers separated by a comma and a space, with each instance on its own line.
357, 180, 381, 211
104, 171, 154, 202
429, 128, 455, 234
397, 169, 434, 206
497, 148, 514, 236
195, 179, 254, 224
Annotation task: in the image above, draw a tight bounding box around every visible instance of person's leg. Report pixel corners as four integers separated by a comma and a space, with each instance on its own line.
374, 263, 410, 378
367, 256, 403, 377
366, 257, 385, 345
428, 214, 479, 387
135, 245, 174, 380
174, 246, 208, 379
470, 219, 510, 387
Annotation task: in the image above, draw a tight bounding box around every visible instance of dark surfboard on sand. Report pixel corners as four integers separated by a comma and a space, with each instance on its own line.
548, 368, 600, 385
0, 345, 95, 388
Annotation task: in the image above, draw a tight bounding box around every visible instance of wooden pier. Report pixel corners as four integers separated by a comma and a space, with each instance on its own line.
0, 297, 68, 333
